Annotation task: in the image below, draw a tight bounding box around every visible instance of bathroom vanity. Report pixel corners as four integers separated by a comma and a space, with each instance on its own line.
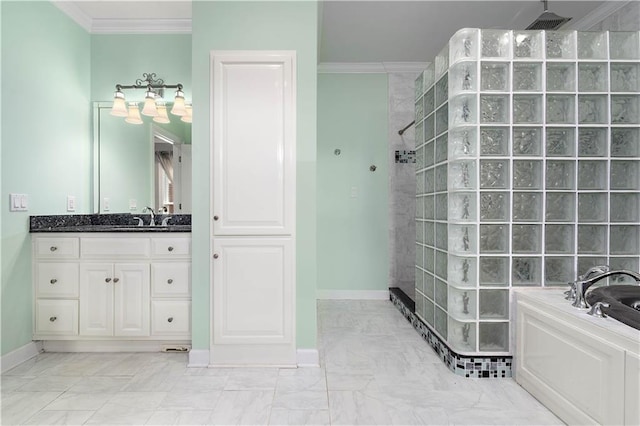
31, 217, 191, 351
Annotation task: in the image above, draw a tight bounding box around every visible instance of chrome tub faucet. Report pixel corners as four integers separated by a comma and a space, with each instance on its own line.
571, 269, 640, 309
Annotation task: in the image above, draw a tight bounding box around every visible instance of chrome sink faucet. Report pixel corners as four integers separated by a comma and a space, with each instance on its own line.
161, 216, 173, 226
571, 269, 640, 309
143, 206, 156, 226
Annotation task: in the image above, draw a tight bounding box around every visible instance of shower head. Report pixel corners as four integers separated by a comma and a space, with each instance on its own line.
526, 0, 572, 30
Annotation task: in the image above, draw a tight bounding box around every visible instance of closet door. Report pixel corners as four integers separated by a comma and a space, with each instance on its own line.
211, 51, 296, 236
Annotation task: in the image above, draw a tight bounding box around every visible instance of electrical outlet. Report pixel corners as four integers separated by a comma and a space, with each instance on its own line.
350, 186, 358, 198
67, 195, 76, 212
103, 198, 110, 211
129, 199, 137, 210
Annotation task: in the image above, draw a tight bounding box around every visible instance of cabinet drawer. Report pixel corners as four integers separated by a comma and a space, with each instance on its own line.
35, 299, 78, 335
152, 301, 191, 335
34, 238, 79, 259
35, 263, 79, 298
151, 263, 191, 298
151, 238, 191, 257
81, 238, 150, 259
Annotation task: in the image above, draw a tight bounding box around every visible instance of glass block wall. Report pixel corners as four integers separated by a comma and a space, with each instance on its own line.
414, 29, 640, 356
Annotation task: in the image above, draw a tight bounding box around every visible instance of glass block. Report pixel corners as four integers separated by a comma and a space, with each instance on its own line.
449, 94, 477, 126
480, 95, 509, 123
416, 196, 425, 219
435, 75, 448, 108
449, 287, 476, 320
545, 224, 575, 254
416, 170, 425, 195
425, 168, 434, 193
480, 224, 508, 254
512, 257, 542, 286
481, 62, 509, 91
609, 31, 640, 60
435, 104, 449, 136
577, 32, 608, 59
424, 113, 435, 142
423, 63, 435, 91
426, 247, 435, 272
513, 63, 542, 91
415, 267, 424, 294
610, 225, 640, 255
546, 95, 575, 124
424, 298, 435, 326
513, 192, 543, 222
611, 128, 640, 157
578, 193, 607, 223
449, 128, 477, 159
449, 224, 475, 254
547, 63, 575, 92
546, 128, 575, 157
435, 193, 448, 221
415, 98, 424, 122
578, 160, 607, 190
611, 193, 640, 223
611, 160, 640, 190
435, 134, 448, 164
450, 62, 476, 95
416, 221, 424, 244
425, 195, 435, 220
424, 88, 436, 117
579, 95, 608, 124
449, 161, 477, 190
425, 222, 435, 246
415, 244, 424, 269
450, 192, 476, 222
435, 164, 447, 192
480, 127, 509, 156
513, 128, 542, 156
415, 72, 424, 100
449, 256, 477, 287
435, 306, 447, 338
448, 318, 476, 353
480, 257, 509, 287
450, 28, 479, 63
435, 278, 448, 310
546, 31, 575, 59
480, 160, 509, 189
545, 160, 575, 190
513, 95, 543, 123
578, 257, 608, 279
481, 30, 511, 58
611, 95, 640, 124
415, 294, 424, 320
436, 223, 448, 251
512, 224, 542, 253
513, 31, 543, 59
609, 258, 640, 284
545, 257, 575, 286
435, 250, 448, 279
425, 141, 434, 167
415, 122, 424, 149
545, 193, 575, 222
435, 44, 449, 79
416, 146, 425, 171
480, 191, 510, 222
611, 63, 640, 92
479, 322, 509, 352
578, 128, 607, 157
577, 225, 607, 255
579, 63, 607, 92
424, 272, 435, 299
479, 290, 509, 320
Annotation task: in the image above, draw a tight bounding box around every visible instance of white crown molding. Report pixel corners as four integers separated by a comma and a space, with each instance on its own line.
318, 62, 428, 74
52, 1, 92, 32
565, 0, 633, 30
91, 19, 192, 34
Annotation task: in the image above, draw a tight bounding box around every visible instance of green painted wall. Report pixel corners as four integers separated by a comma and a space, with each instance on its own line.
191, 1, 318, 350
1, 1, 91, 355
317, 74, 389, 292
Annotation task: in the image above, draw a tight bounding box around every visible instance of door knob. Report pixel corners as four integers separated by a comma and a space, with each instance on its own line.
113, 278, 120, 283
49, 316, 57, 322
213, 253, 219, 259
167, 279, 174, 284
105, 278, 112, 283
50, 246, 58, 252
213, 215, 219, 221
50, 279, 57, 284
168, 246, 174, 252
167, 317, 174, 323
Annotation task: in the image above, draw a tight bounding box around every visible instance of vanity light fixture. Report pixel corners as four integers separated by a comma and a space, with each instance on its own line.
181, 104, 192, 123
110, 73, 191, 124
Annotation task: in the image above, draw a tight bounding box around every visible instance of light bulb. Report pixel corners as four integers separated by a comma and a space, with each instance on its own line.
125, 103, 143, 124
181, 104, 192, 123
171, 88, 186, 116
110, 90, 128, 117
141, 90, 159, 117
153, 104, 171, 124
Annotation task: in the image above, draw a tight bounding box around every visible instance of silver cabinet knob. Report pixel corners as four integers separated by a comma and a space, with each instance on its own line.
168, 246, 174, 252
167, 279, 174, 284
50, 279, 57, 284
113, 278, 120, 283
167, 317, 174, 323
105, 278, 112, 283
49, 316, 57, 322
213, 215, 219, 221
50, 246, 58, 252
213, 253, 219, 259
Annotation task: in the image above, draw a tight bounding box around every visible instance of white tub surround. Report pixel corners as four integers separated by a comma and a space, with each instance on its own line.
514, 288, 640, 426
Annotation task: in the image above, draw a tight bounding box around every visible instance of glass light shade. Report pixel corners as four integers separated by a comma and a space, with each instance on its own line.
141, 91, 159, 117
110, 92, 128, 117
153, 104, 170, 124
181, 104, 192, 123
124, 103, 143, 124
171, 89, 187, 116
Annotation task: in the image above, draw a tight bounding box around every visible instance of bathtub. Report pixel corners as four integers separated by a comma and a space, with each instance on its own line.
513, 288, 640, 426
587, 285, 640, 330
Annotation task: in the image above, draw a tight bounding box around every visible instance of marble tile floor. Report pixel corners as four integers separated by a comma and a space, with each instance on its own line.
1, 300, 563, 425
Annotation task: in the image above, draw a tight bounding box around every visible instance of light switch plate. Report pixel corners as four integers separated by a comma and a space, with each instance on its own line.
10, 193, 28, 211
103, 198, 110, 211
67, 195, 76, 212
129, 199, 137, 210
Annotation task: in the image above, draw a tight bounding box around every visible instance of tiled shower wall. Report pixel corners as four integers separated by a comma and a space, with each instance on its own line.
414, 29, 640, 356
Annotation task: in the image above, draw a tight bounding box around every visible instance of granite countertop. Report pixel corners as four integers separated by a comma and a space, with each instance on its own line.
30, 213, 191, 233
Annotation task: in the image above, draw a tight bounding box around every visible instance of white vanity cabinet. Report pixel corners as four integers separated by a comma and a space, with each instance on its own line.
32, 233, 191, 345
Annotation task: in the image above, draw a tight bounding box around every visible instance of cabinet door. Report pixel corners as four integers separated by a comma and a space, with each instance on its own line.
212, 238, 295, 364
80, 263, 114, 336
211, 51, 296, 236
114, 263, 150, 336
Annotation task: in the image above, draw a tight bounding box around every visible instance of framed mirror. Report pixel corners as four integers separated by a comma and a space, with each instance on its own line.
93, 102, 192, 214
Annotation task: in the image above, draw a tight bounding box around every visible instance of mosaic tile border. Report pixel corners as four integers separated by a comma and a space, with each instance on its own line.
395, 150, 416, 163
389, 288, 512, 378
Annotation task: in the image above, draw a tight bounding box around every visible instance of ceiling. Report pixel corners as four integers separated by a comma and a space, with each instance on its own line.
54, 0, 631, 64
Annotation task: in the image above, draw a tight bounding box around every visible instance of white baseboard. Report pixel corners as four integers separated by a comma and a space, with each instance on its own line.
316, 290, 389, 300
43, 340, 190, 353
1, 341, 43, 373
297, 349, 320, 367
188, 349, 210, 367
